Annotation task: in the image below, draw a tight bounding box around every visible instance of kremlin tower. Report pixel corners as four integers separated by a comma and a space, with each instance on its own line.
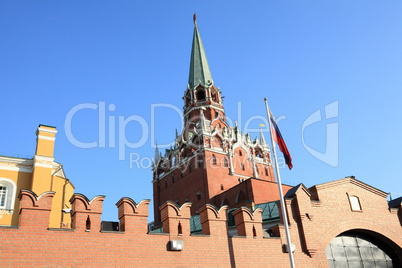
152, 17, 292, 223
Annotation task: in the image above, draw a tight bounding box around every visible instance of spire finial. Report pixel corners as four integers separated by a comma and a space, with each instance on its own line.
188, 13, 213, 88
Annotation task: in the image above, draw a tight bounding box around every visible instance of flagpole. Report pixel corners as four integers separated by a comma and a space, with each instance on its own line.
264, 98, 296, 268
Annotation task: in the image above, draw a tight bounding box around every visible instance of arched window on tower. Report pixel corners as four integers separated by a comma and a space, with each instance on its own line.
212, 154, 217, 165
255, 149, 263, 158
265, 167, 269, 176
197, 89, 205, 101
223, 158, 229, 167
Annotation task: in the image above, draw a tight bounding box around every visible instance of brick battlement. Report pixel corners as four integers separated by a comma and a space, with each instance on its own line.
2, 181, 402, 267
16, 189, 275, 238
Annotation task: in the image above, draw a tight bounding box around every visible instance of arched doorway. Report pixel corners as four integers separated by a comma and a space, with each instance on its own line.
326, 230, 400, 267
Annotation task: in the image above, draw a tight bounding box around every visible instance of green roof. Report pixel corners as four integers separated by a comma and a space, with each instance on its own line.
190, 201, 280, 233
190, 214, 202, 233
188, 23, 213, 88
149, 227, 163, 234
254, 201, 280, 221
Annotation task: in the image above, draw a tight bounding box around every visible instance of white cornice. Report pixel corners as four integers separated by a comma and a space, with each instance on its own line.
0, 156, 33, 165
34, 155, 55, 161
34, 162, 53, 168
37, 126, 57, 134
37, 135, 56, 141
0, 163, 33, 173
33, 155, 54, 168
0, 157, 33, 173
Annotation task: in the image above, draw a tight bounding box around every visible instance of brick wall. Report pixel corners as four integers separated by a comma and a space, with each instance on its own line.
1, 178, 401, 267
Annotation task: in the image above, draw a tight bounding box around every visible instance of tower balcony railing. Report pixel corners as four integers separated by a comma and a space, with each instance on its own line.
254, 157, 269, 164
194, 101, 220, 108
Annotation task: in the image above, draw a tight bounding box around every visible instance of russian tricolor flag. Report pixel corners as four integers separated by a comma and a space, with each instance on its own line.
270, 114, 293, 170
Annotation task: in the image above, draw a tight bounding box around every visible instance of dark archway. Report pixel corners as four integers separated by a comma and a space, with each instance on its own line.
326, 230, 400, 267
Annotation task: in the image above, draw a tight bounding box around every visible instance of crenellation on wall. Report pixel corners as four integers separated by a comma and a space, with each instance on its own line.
69, 193, 105, 232
197, 204, 228, 236
2, 181, 401, 267
160, 201, 192, 236
2, 16, 401, 265
115, 197, 150, 233
232, 206, 263, 238
19, 190, 55, 230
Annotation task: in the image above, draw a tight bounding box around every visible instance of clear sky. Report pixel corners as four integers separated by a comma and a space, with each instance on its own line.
1, 1, 401, 221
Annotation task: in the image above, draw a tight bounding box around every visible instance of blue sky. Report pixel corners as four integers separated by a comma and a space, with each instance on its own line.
1, 1, 401, 221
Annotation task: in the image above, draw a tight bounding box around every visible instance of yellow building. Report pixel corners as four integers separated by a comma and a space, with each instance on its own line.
0, 125, 74, 228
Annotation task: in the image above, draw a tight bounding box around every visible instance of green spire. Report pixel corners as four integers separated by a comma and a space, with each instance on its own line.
188, 16, 213, 89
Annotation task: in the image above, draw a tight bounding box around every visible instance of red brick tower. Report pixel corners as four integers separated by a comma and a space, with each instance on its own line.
152, 17, 292, 223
